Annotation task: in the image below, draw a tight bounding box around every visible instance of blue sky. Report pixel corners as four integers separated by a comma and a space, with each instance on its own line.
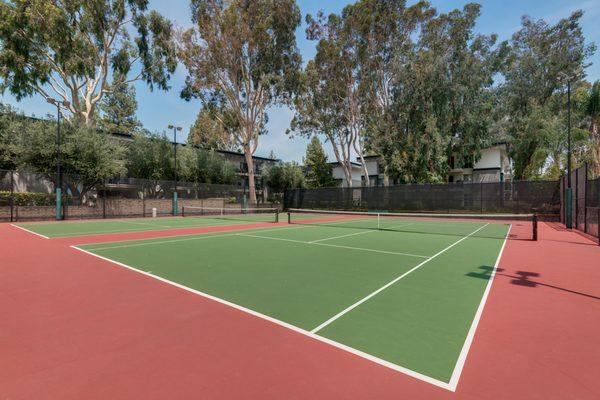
1, 0, 599, 162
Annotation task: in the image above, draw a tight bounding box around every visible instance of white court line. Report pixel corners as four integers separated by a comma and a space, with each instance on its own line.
70, 245, 454, 391
83, 225, 312, 251
238, 233, 429, 258
46, 219, 279, 238
446, 225, 511, 392
310, 223, 490, 334
309, 223, 415, 243
10, 224, 50, 239
117, 220, 175, 229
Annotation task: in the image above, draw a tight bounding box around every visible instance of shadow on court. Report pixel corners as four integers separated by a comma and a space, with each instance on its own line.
466, 265, 600, 301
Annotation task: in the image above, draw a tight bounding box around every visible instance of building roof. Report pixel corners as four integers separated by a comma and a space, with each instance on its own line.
328, 161, 362, 167
213, 149, 278, 162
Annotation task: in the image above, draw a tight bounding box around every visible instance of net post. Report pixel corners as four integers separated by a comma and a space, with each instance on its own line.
532, 213, 538, 241
181, 206, 185, 217
275, 210, 279, 223
288, 212, 291, 224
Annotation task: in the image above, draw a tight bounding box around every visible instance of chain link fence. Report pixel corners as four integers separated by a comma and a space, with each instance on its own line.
284, 180, 560, 216
0, 169, 277, 222
561, 164, 599, 242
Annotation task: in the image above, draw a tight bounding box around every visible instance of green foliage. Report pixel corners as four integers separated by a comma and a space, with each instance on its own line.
0, 1, 177, 124
0, 103, 20, 170
127, 132, 237, 184
98, 80, 141, 135
0, 191, 57, 206
16, 121, 127, 197
263, 162, 305, 194
498, 11, 595, 179
304, 136, 337, 188
584, 81, 600, 176
179, 147, 237, 185
126, 133, 177, 181
179, 0, 302, 202
293, 2, 499, 184
188, 104, 239, 151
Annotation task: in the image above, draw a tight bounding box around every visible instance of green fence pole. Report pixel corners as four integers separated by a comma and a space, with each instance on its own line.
56, 187, 62, 220
565, 187, 572, 229
172, 191, 178, 216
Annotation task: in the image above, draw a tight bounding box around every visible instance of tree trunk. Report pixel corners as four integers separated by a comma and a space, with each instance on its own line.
357, 151, 370, 187
244, 146, 257, 205
342, 161, 353, 188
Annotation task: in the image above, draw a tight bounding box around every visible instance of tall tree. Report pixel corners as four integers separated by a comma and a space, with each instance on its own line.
291, 13, 355, 186
498, 10, 595, 179
296, 9, 369, 186
303, 136, 336, 188
179, 0, 302, 204
187, 104, 239, 152
585, 81, 600, 176
98, 79, 141, 135
345, 0, 432, 182
0, 1, 177, 125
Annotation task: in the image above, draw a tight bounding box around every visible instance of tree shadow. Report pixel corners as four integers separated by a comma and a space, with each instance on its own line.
466, 266, 600, 301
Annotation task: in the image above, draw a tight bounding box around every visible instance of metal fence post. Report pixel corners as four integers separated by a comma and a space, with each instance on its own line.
584, 164, 588, 234
102, 181, 106, 219
480, 182, 484, 213
10, 170, 14, 222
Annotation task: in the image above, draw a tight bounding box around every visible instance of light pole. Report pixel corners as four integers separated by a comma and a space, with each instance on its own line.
168, 124, 183, 215
565, 80, 573, 229
47, 98, 70, 220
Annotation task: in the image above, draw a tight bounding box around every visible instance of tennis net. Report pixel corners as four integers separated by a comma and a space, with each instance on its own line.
287, 208, 537, 241
182, 206, 279, 223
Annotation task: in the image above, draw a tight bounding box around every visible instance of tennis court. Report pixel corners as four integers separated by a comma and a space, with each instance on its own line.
67, 209, 530, 389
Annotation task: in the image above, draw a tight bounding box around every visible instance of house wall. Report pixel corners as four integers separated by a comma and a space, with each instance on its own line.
475, 146, 502, 169
364, 159, 379, 176
331, 165, 363, 187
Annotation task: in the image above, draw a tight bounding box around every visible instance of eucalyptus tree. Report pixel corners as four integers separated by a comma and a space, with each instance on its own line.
498, 10, 595, 179
294, 8, 373, 186
369, 3, 499, 182
179, 0, 302, 204
344, 0, 432, 182
0, 0, 177, 125
291, 12, 355, 186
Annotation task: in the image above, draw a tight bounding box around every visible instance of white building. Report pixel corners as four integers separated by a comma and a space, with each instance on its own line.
328, 161, 363, 187
329, 156, 385, 187
329, 144, 512, 187
448, 143, 512, 183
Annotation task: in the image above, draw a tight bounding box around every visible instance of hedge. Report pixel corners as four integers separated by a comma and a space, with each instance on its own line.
0, 191, 58, 206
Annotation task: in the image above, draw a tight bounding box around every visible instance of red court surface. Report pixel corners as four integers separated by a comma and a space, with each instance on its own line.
1, 221, 599, 399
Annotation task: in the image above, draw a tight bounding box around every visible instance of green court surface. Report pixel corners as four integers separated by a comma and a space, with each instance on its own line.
76, 217, 510, 386
15, 213, 278, 238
